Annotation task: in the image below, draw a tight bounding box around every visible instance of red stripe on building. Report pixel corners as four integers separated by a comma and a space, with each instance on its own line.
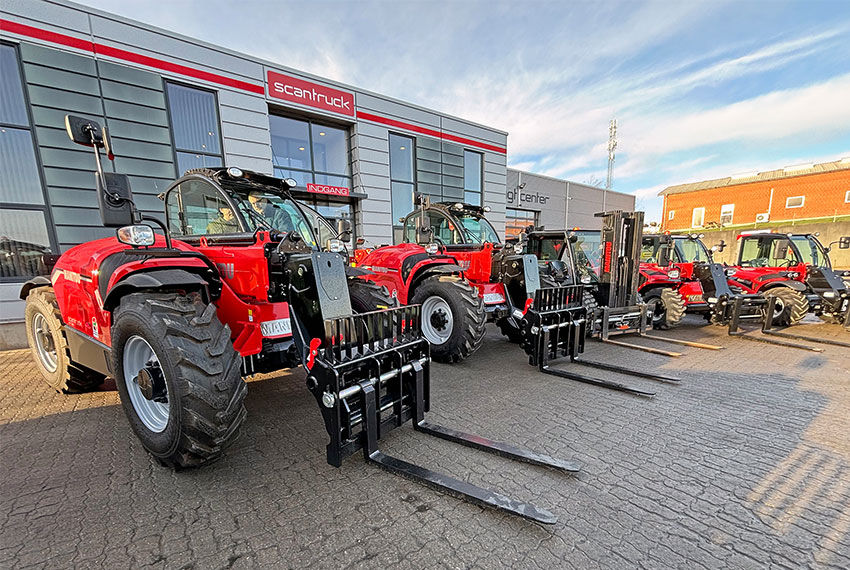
0, 18, 264, 94
2, 19, 506, 154
356, 111, 507, 154
0, 19, 93, 51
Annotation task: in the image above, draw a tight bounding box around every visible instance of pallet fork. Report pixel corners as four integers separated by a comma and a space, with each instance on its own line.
727, 296, 850, 350
518, 286, 680, 397
304, 304, 580, 524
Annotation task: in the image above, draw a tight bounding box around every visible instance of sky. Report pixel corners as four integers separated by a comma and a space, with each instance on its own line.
77, 0, 850, 222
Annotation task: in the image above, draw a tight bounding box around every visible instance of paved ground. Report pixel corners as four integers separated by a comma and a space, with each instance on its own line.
1, 317, 849, 569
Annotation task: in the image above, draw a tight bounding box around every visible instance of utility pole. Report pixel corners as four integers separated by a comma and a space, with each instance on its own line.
606, 118, 617, 190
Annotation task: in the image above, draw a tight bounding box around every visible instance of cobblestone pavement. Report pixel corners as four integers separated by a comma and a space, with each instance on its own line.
1, 317, 849, 569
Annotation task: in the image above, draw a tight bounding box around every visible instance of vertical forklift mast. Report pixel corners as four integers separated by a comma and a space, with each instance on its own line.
596, 210, 645, 308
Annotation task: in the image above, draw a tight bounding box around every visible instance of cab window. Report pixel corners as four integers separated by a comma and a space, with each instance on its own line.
166, 179, 240, 236
740, 237, 798, 267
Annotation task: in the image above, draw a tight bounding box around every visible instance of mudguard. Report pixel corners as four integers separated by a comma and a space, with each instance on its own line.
102, 269, 212, 310
761, 280, 806, 292
19, 276, 52, 300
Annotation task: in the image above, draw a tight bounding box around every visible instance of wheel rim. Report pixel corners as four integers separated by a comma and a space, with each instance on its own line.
32, 312, 58, 373
123, 335, 170, 433
772, 296, 786, 316
421, 296, 453, 345
650, 298, 665, 324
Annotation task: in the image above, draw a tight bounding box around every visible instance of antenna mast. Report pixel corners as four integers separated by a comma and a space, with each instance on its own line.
606, 118, 617, 190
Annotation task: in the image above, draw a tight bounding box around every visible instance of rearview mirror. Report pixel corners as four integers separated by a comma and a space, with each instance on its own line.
839, 236, 850, 250
65, 115, 115, 159
336, 219, 351, 235
97, 172, 135, 227
774, 240, 789, 260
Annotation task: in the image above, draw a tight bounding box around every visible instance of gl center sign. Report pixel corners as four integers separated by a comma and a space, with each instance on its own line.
507, 187, 549, 207
267, 70, 355, 117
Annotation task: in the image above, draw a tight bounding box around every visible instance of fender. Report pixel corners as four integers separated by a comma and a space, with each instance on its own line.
409, 262, 465, 290
102, 269, 212, 311
761, 280, 806, 292
19, 275, 52, 300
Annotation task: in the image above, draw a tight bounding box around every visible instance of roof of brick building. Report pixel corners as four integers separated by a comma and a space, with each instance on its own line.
659, 157, 850, 196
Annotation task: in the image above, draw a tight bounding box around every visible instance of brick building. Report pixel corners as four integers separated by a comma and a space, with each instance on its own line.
660, 158, 850, 231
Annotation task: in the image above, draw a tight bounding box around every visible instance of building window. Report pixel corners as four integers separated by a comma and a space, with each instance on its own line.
668, 210, 675, 221
389, 133, 415, 241
785, 196, 804, 209
720, 204, 734, 226
270, 115, 351, 188
691, 207, 705, 228
166, 82, 224, 175
0, 43, 55, 280
845, 190, 850, 203
463, 150, 483, 206
505, 208, 537, 238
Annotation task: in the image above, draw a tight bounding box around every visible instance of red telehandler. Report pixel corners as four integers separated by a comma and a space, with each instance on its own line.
20, 115, 582, 524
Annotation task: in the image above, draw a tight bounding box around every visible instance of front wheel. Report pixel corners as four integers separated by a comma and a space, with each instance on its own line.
411, 275, 486, 363
643, 287, 685, 329
761, 287, 808, 327
111, 292, 247, 469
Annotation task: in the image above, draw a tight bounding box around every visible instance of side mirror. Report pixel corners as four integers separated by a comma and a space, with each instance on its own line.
97, 173, 135, 227
337, 219, 351, 235
839, 236, 850, 250
65, 115, 114, 159
774, 240, 789, 260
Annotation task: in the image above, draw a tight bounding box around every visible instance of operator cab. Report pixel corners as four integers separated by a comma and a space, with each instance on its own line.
163, 168, 346, 251
401, 201, 500, 247
641, 234, 711, 264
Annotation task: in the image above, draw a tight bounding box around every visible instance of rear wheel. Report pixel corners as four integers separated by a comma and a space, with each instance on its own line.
24, 287, 105, 393
111, 292, 247, 469
761, 287, 808, 326
643, 287, 685, 329
411, 275, 486, 363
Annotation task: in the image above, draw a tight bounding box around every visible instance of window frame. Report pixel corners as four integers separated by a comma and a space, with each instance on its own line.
505, 207, 538, 238
719, 203, 734, 226
164, 80, 226, 177
389, 132, 416, 230
0, 41, 59, 282
785, 196, 805, 209
691, 207, 705, 228
269, 113, 352, 189
463, 149, 484, 206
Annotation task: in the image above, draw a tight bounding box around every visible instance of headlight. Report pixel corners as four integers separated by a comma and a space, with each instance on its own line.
116, 225, 155, 247
725, 268, 736, 277
327, 239, 344, 253
786, 271, 799, 279
424, 243, 439, 254
513, 243, 524, 254
667, 269, 680, 279
226, 167, 243, 178
823, 291, 836, 298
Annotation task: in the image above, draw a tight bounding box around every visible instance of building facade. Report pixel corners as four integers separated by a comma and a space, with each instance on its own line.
505, 169, 636, 237
0, 0, 509, 332
660, 158, 850, 231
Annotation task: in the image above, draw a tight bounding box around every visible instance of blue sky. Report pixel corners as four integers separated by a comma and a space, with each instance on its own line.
79, 0, 850, 222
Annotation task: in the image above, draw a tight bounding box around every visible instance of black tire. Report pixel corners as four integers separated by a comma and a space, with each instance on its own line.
24, 287, 105, 393
761, 287, 809, 327
496, 317, 523, 343
348, 278, 396, 312
643, 287, 685, 329
111, 292, 247, 469
410, 275, 486, 363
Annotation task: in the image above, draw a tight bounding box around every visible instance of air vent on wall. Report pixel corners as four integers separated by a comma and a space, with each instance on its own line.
755, 213, 770, 223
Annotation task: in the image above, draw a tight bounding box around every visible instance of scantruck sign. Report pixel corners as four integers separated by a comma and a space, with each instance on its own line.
267, 70, 354, 117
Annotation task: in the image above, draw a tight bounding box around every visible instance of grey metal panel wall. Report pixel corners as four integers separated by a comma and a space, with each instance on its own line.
19, 42, 176, 251
19, 42, 112, 251
350, 122, 392, 245
567, 183, 606, 229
